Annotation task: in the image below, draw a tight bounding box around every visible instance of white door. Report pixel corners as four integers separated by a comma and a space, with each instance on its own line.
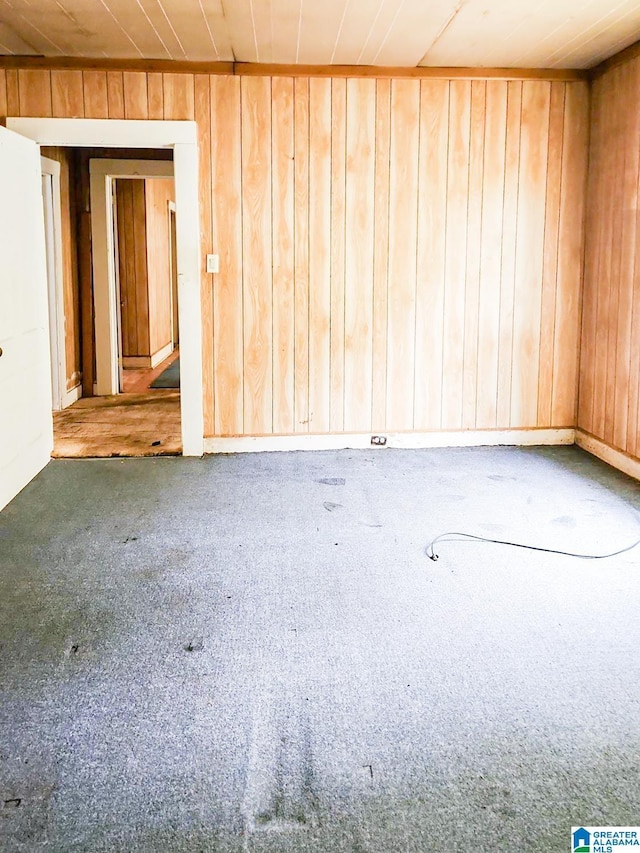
0, 125, 53, 511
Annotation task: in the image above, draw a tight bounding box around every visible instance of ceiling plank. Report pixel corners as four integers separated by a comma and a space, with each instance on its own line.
97, 0, 176, 59
546, 4, 640, 67
0, 0, 637, 70
134, 0, 188, 59
220, 0, 260, 62
419, 0, 640, 68
302, 0, 404, 66
514, 0, 639, 67
0, 0, 66, 55
2, 0, 147, 58
0, 22, 39, 55
369, 0, 466, 67
146, 0, 235, 62
199, 0, 235, 61
58, 0, 146, 58
422, 0, 566, 68
354, 0, 409, 66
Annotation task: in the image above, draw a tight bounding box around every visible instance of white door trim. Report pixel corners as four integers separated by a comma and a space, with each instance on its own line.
168, 200, 178, 349
40, 156, 66, 411
6, 118, 204, 457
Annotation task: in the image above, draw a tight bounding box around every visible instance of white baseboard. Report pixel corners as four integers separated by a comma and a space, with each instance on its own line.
150, 341, 174, 369
61, 384, 81, 409
575, 430, 640, 482
204, 427, 575, 455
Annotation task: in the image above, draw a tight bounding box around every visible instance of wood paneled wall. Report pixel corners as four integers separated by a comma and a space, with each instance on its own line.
145, 178, 176, 355
212, 75, 589, 437
1, 68, 589, 437
116, 179, 149, 359
579, 54, 640, 460
40, 145, 82, 392
116, 177, 176, 361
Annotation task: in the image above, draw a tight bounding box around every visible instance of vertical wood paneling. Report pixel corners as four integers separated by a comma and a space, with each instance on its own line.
116, 179, 149, 357
106, 71, 125, 118
537, 83, 565, 428
552, 82, 588, 428
6, 70, 19, 115
211, 76, 243, 436
271, 76, 295, 435
371, 79, 391, 432
591, 71, 615, 442
579, 52, 640, 461
41, 147, 83, 390
294, 78, 310, 432
386, 79, 420, 431
462, 80, 486, 429
117, 180, 137, 354
83, 71, 108, 118
145, 178, 175, 354
194, 74, 214, 436
0, 70, 7, 117
241, 76, 272, 434
308, 78, 332, 433
18, 70, 52, 116
442, 80, 471, 430
578, 77, 602, 435
344, 78, 375, 433
163, 73, 194, 120
624, 61, 640, 457
62, 152, 81, 388
51, 70, 84, 117
133, 181, 150, 356
511, 81, 550, 428
414, 79, 449, 431
123, 72, 149, 119
147, 72, 164, 119
496, 82, 522, 427
5, 65, 590, 443
329, 78, 346, 433
610, 61, 634, 451
603, 65, 625, 448
475, 81, 507, 429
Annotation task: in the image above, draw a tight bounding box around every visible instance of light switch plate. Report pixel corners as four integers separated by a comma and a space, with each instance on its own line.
206, 254, 219, 274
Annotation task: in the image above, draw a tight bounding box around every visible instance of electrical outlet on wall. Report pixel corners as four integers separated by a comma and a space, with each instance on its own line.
206, 254, 219, 274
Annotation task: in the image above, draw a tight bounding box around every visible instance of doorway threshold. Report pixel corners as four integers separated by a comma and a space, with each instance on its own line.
52, 390, 181, 458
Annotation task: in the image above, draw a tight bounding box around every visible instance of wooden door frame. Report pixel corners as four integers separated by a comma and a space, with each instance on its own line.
6, 118, 203, 457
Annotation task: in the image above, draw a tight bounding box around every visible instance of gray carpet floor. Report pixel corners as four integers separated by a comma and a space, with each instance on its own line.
0, 446, 639, 852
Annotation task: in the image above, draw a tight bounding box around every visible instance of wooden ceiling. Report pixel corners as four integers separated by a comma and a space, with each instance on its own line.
0, 0, 638, 69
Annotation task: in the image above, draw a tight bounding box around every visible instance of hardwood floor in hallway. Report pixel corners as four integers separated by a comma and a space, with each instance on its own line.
53, 350, 181, 458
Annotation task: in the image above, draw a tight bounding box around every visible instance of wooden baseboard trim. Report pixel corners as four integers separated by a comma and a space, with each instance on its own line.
204, 427, 575, 455
122, 356, 152, 369
575, 430, 640, 482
